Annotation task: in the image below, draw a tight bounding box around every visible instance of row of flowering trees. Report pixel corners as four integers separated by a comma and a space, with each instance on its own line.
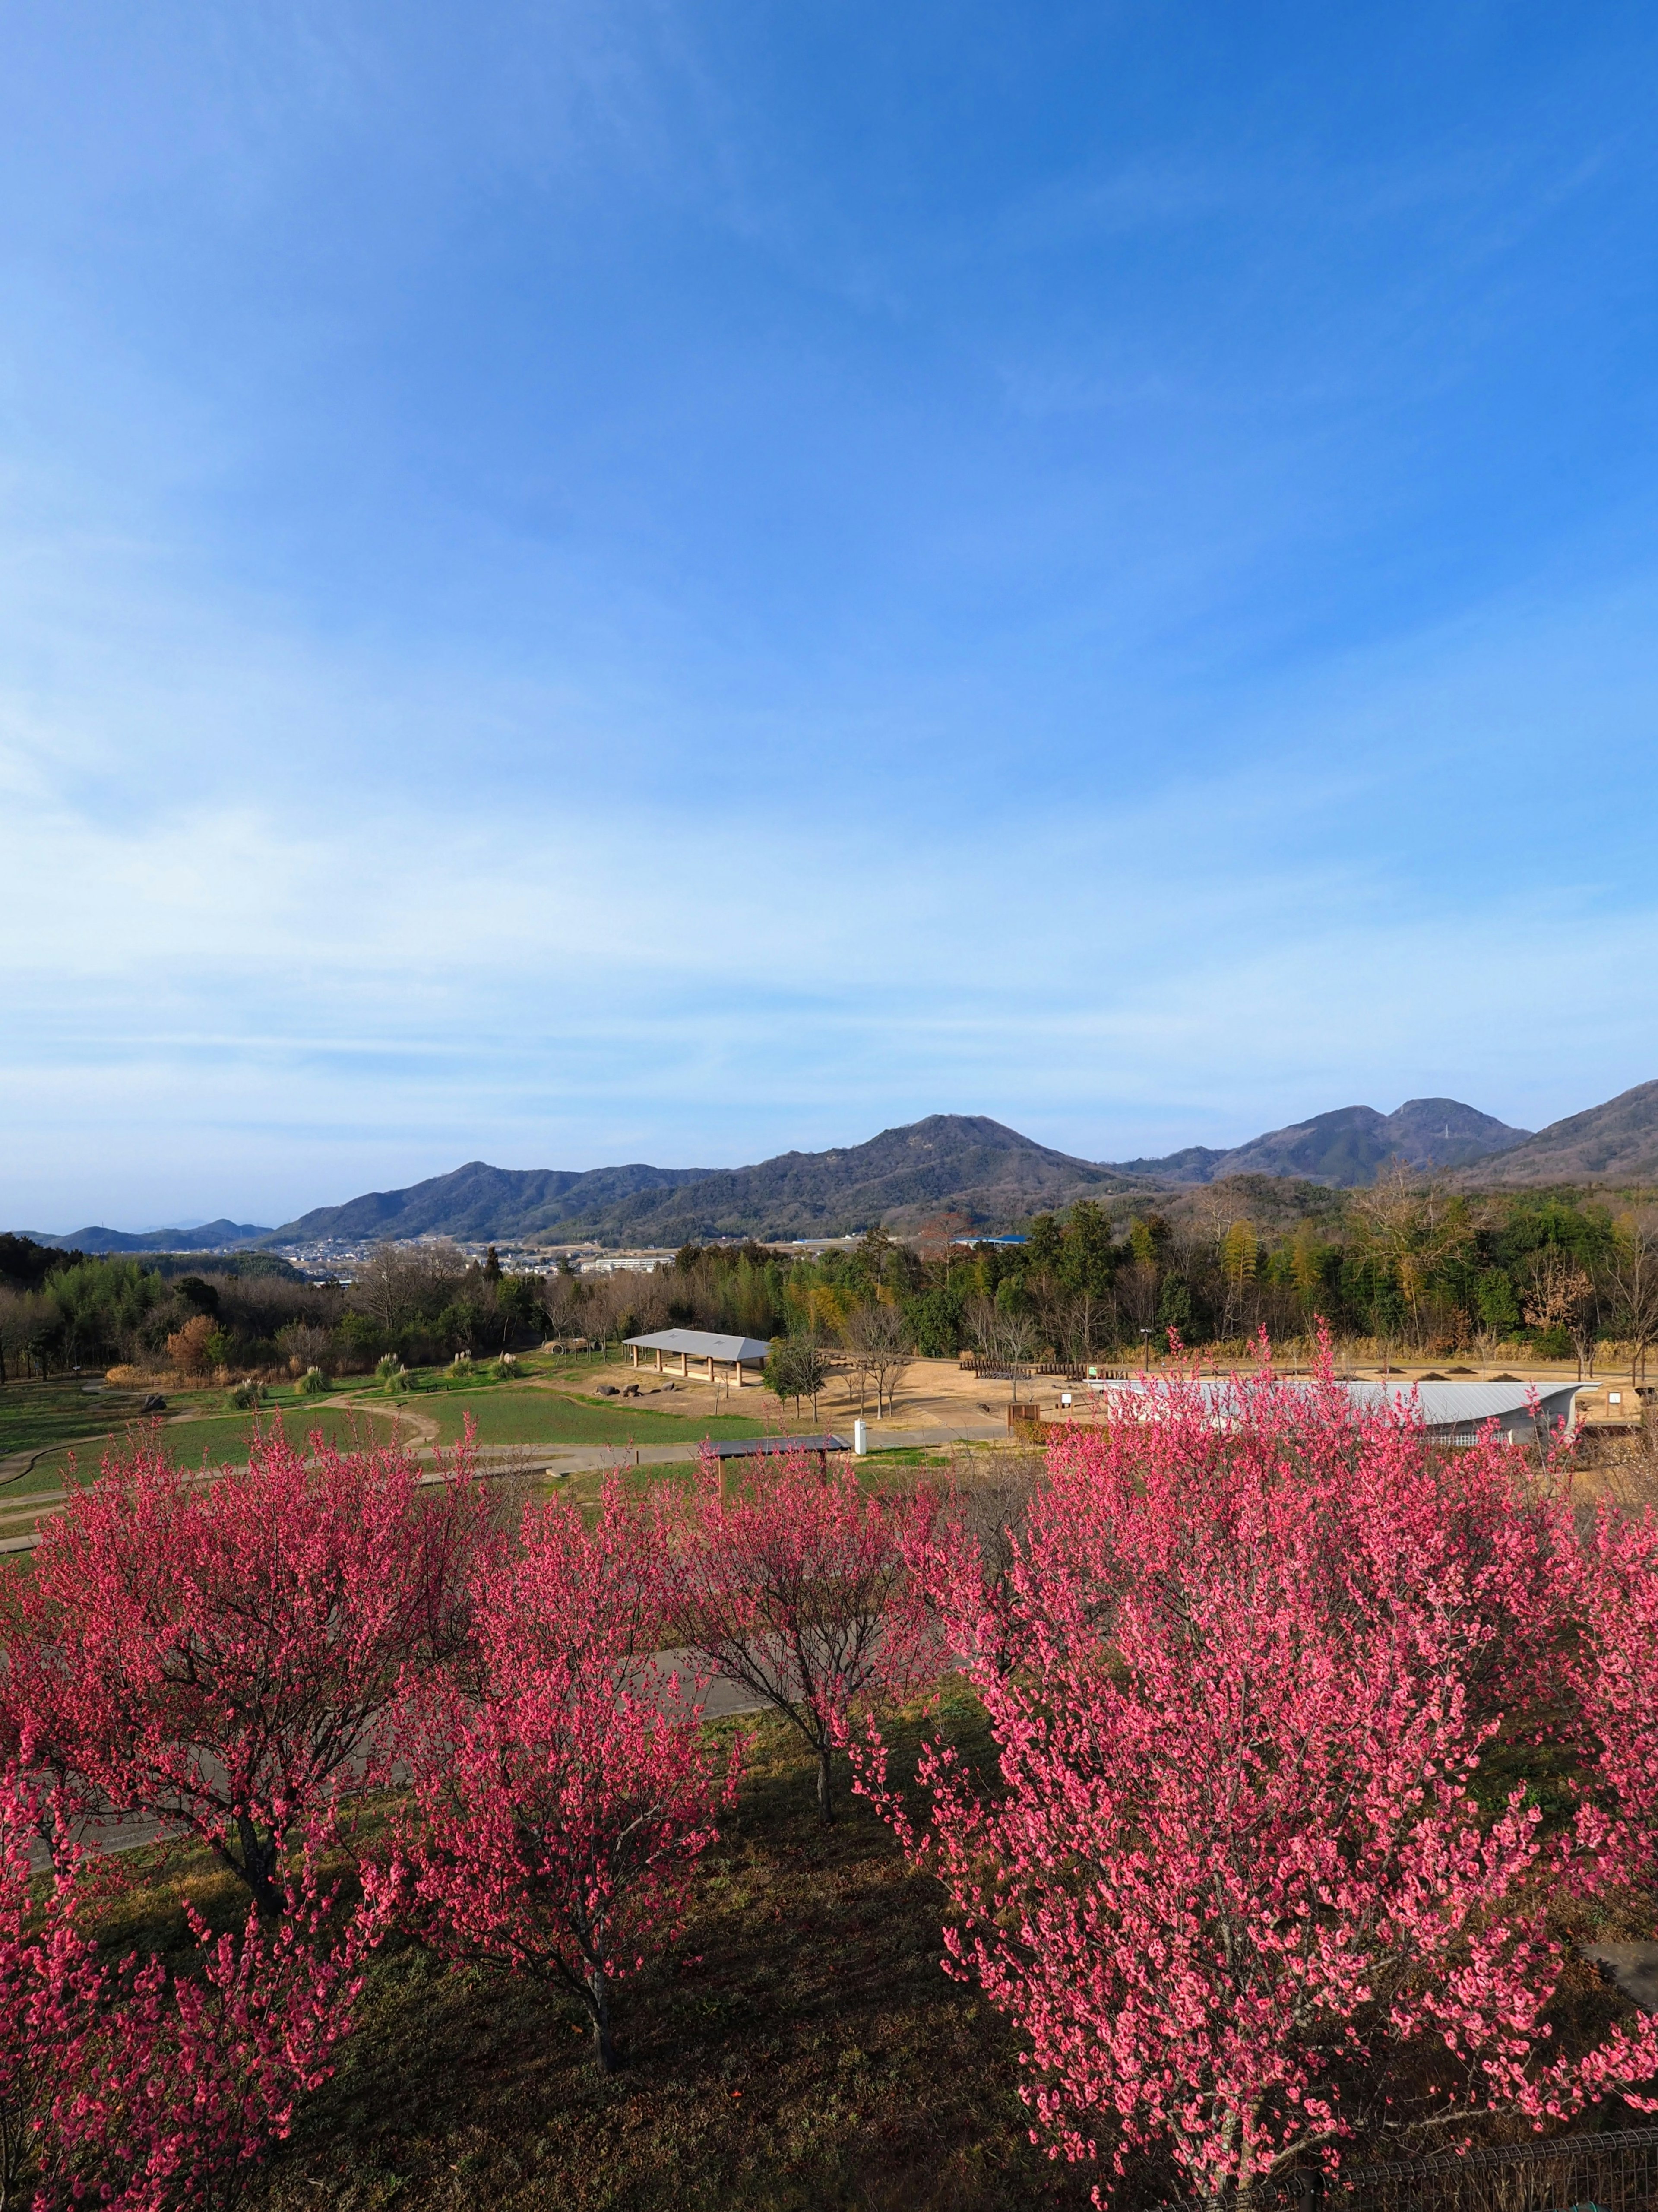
3, 1372, 1658, 2206
0, 1423, 932, 2204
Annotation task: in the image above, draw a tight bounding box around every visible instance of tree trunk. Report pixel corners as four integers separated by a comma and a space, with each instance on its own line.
816, 1745, 836, 1825
588, 1965, 618, 2072
235, 1813, 285, 1917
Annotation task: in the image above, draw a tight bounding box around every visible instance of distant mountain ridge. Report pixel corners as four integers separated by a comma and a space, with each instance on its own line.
19, 1083, 1658, 1253
25, 1219, 273, 1255
272, 1160, 707, 1245
268, 1117, 1134, 1247
250, 1098, 1541, 1245
1110, 1098, 1533, 1189
1446, 1080, 1658, 1187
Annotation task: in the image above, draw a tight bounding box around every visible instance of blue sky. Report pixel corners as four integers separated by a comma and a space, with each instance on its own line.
4, 2, 1658, 1229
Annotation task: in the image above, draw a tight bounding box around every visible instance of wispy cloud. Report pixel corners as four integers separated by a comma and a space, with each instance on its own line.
4, 3, 1658, 1225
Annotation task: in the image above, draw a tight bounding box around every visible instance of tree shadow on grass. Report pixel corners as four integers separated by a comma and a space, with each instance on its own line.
244, 1698, 1090, 2212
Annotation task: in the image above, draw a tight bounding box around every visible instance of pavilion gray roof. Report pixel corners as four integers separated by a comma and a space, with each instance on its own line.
625, 1328, 771, 1363
1347, 1379, 1582, 1426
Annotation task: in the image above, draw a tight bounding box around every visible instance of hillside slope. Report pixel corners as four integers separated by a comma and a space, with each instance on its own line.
554, 1115, 1133, 1243
27, 1219, 273, 1254
271, 1160, 707, 1245
1451, 1079, 1658, 1186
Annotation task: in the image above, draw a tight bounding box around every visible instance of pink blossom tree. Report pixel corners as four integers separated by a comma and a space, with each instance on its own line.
380, 1479, 733, 2072
0, 1775, 373, 2210
0, 1776, 100, 2207
1, 1421, 491, 1915
660, 1448, 936, 1823
859, 1366, 1658, 2205
1569, 1499, 1658, 1888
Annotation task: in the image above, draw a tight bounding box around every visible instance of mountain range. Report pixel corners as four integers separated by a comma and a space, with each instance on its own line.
19, 1079, 1658, 1252
16, 1218, 276, 1256
1111, 1098, 1532, 1185
271, 1118, 1132, 1248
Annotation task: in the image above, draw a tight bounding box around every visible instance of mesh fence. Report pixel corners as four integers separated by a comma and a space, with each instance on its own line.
1166, 2129, 1658, 2212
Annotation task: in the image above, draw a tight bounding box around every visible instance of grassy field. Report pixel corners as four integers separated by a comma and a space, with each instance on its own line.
2, 1362, 943, 1521
91, 1694, 1088, 2212
0, 1377, 162, 1461
1, 1401, 410, 1495
413, 1388, 767, 1450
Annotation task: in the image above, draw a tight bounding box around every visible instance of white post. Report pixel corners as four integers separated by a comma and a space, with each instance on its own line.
853, 1419, 867, 1456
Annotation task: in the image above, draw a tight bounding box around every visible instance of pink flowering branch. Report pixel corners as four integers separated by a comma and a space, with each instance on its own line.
0, 1777, 377, 2211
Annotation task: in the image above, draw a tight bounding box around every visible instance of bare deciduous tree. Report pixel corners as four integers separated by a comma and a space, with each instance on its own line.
1606, 1217, 1658, 1384
275, 1321, 333, 1375
349, 1241, 468, 1334
841, 1300, 911, 1418
965, 1296, 1039, 1401
1522, 1248, 1598, 1379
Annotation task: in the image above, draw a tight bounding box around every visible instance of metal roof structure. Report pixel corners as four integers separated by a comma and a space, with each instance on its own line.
624, 1328, 771, 1363
1092, 1375, 1585, 1438
1348, 1379, 1581, 1428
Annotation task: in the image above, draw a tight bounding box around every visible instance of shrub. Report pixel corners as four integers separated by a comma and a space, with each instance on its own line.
299, 1365, 330, 1396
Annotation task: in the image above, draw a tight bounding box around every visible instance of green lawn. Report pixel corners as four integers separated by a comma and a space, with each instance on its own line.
4, 1404, 409, 1494
417, 1387, 766, 1450
0, 1377, 160, 1461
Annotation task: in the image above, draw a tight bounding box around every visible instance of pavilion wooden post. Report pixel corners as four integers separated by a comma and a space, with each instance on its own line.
656, 1347, 663, 1373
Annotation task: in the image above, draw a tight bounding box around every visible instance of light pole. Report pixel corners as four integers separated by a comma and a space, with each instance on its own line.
1139, 1327, 1153, 1371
